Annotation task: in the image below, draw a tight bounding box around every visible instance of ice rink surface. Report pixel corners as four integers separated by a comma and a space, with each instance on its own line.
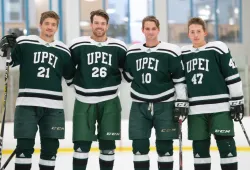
2, 150, 250, 170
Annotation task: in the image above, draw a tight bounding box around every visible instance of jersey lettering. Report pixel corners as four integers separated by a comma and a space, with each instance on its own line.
34, 52, 58, 68
186, 58, 209, 73
136, 57, 159, 71
87, 52, 112, 66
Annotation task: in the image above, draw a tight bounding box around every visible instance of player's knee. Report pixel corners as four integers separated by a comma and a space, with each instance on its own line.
132, 139, 150, 155
99, 140, 116, 150
16, 138, 35, 158
99, 149, 115, 163
99, 140, 115, 165
40, 138, 59, 160
193, 138, 211, 157
156, 140, 173, 156
74, 140, 92, 153
215, 135, 237, 157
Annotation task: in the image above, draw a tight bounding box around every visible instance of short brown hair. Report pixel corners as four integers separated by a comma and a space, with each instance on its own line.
40, 11, 60, 25
188, 17, 206, 31
142, 16, 160, 29
90, 9, 109, 24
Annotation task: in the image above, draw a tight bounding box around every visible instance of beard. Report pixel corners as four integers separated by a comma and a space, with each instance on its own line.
93, 29, 106, 37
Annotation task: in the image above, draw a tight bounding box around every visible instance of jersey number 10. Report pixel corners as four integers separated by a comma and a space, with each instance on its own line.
142, 73, 151, 84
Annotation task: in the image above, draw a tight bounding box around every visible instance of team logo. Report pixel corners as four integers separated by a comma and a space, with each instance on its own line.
215, 129, 231, 133
106, 132, 120, 136
161, 128, 176, 132
51, 127, 64, 131
97, 42, 103, 47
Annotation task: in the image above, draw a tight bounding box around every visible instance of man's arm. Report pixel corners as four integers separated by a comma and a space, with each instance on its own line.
168, 44, 189, 121
68, 39, 81, 68
63, 52, 76, 86
168, 45, 188, 101
217, 41, 244, 121
122, 51, 134, 83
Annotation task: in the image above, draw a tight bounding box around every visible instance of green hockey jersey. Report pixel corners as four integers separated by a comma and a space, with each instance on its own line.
69, 36, 127, 103
11, 35, 75, 109
181, 41, 243, 115
123, 42, 187, 102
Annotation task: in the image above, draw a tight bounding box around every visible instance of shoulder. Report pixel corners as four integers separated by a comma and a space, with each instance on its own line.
127, 43, 143, 55
108, 38, 127, 51
181, 45, 193, 53
157, 42, 181, 57
69, 36, 91, 49
55, 40, 69, 50
207, 41, 229, 54
54, 41, 71, 56
16, 35, 39, 44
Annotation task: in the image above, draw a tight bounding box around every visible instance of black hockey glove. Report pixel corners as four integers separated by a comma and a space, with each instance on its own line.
0, 33, 17, 57
229, 97, 244, 121
173, 100, 189, 122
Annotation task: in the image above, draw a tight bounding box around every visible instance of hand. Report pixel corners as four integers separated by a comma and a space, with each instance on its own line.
229, 97, 244, 121
173, 100, 189, 122
0, 33, 17, 57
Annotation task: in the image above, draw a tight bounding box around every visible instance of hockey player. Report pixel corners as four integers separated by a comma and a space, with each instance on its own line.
181, 17, 244, 170
122, 16, 188, 170
0, 11, 75, 170
69, 9, 127, 170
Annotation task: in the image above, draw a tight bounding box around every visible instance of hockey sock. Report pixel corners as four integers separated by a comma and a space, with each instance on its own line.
215, 136, 237, 170
193, 139, 211, 170
15, 138, 35, 170
39, 138, 59, 170
99, 140, 116, 170
156, 140, 174, 170
132, 139, 150, 170
73, 140, 92, 170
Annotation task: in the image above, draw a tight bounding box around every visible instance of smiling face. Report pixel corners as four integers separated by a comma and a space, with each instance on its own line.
40, 17, 58, 39
91, 15, 109, 38
142, 21, 160, 41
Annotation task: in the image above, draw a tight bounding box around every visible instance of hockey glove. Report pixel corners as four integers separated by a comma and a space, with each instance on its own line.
0, 33, 17, 57
229, 97, 244, 121
173, 100, 189, 122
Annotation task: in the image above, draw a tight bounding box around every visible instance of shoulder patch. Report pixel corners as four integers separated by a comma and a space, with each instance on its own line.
157, 42, 181, 57
108, 38, 127, 51
54, 41, 71, 56
128, 43, 142, 51
16, 35, 39, 44
55, 41, 69, 50
126, 43, 143, 55
69, 36, 91, 50
206, 41, 229, 54
181, 45, 192, 53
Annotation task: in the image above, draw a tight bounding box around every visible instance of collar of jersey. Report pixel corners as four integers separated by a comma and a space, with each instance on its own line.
36, 35, 57, 47
88, 36, 109, 47
191, 43, 207, 52
141, 42, 161, 53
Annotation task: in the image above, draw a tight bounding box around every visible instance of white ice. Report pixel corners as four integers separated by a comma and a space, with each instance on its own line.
2, 150, 250, 170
